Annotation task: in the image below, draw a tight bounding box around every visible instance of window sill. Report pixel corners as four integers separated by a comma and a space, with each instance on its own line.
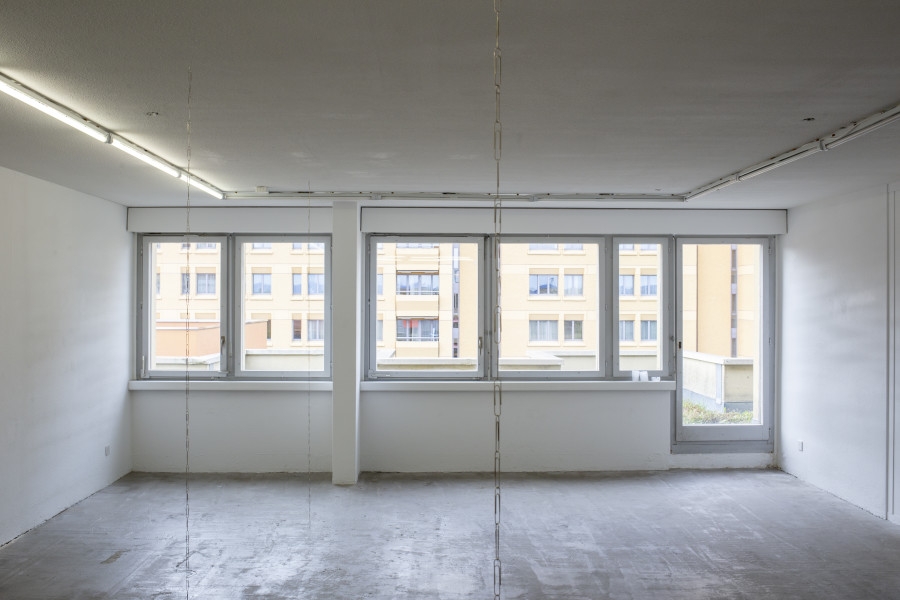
360, 380, 675, 392
129, 380, 333, 392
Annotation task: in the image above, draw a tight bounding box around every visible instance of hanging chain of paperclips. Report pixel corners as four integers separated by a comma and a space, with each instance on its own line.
492, 1, 502, 598
183, 67, 193, 600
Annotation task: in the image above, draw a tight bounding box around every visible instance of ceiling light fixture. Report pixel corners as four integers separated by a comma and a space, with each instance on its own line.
0, 70, 225, 199
180, 173, 224, 200
110, 137, 180, 178
0, 73, 109, 142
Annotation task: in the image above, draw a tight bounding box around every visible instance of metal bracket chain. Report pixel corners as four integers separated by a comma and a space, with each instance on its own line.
492, 1, 502, 599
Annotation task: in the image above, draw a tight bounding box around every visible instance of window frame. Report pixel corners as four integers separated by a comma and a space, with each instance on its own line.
366, 235, 486, 380
137, 233, 332, 381
494, 236, 606, 380
612, 237, 673, 379
673, 237, 775, 452
234, 235, 332, 380
138, 234, 228, 379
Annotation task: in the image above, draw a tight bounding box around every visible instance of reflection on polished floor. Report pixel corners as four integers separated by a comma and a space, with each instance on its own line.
2, 469, 899, 599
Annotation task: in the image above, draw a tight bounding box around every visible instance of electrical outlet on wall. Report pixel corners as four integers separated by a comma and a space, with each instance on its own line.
797, 440, 804, 452
105, 445, 110, 457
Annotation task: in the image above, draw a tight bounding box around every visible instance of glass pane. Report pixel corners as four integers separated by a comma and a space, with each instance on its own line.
375, 241, 479, 372
499, 242, 600, 372
681, 243, 763, 425
618, 242, 662, 372
241, 241, 326, 373
148, 241, 221, 371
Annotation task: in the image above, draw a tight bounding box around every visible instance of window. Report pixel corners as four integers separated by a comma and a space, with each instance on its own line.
563, 243, 583, 251
239, 239, 330, 377
139, 235, 331, 380
499, 241, 601, 375
529, 319, 558, 342
619, 243, 634, 251
676, 239, 773, 451
196, 273, 216, 295
564, 274, 583, 296
369, 238, 481, 376
141, 238, 224, 376
252, 273, 271, 295
529, 274, 558, 296
641, 319, 657, 341
397, 272, 439, 295
308, 273, 325, 295
564, 319, 583, 341
615, 240, 666, 375
396, 318, 439, 341
308, 319, 325, 341
309, 242, 325, 251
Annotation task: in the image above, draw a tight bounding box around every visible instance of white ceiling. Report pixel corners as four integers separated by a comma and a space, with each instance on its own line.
0, 0, 899, 209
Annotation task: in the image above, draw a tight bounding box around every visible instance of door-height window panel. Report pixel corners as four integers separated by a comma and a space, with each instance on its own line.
499, 241, 602, 375
370, 237, 482, 377
238, 237, 330, 377
614, 239, 667, 376
143, 237, 225, 376
677, 240, 771, 446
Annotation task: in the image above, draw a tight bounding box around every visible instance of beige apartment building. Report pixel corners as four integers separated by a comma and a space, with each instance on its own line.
149, 241, 327, 373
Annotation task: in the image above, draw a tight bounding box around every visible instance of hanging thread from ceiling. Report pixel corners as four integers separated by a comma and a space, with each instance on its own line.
492, 1, 503, 598
183, 65, 193, 600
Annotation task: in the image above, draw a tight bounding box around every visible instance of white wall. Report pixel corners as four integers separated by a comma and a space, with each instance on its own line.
131, 391, 332, 472
360, 391, 672, 472
779, 185, 890, 517
0, 167, 132, 546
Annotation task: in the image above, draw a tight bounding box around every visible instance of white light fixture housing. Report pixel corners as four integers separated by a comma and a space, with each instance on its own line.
180, 173, 225, 200
0, 70, 226, 200
0, 73, 109, 143
110, 137, 180, 178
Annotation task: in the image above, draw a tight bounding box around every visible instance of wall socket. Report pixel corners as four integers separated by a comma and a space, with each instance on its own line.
797, 440, 804, 452
105, 445, 110, 457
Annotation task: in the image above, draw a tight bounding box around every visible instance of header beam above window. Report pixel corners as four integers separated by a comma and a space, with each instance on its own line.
361, 208, 786, 235
127, 207, 333, 234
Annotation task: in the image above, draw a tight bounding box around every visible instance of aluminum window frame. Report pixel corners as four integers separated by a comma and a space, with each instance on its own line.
138, 234, 228, 379
612, 237, 674, 379
234, 234, 332, 380
673, 236, 775, 452
366, 235, 486, 380
495, 236, 606, 380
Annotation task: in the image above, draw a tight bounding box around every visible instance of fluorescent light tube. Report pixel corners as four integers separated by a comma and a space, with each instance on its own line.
111, 138, 180, 177
0, 76, 109, 143
180, 174, 225, 200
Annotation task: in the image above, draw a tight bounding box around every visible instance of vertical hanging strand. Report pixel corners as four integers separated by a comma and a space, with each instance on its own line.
183, 66, 193, 600
492, 1, 502, 599
307, 182, 312, 529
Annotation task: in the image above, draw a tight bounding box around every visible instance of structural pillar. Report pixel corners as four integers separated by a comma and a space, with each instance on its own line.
331, 200, 361, 484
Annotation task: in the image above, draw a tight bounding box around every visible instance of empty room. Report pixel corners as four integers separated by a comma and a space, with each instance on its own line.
2, 1, 900, 598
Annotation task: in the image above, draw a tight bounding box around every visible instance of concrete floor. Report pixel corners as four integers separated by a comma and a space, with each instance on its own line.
2, 470, 900, 599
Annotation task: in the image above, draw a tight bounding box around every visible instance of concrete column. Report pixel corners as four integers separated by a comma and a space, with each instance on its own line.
331, 201, 361, 484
